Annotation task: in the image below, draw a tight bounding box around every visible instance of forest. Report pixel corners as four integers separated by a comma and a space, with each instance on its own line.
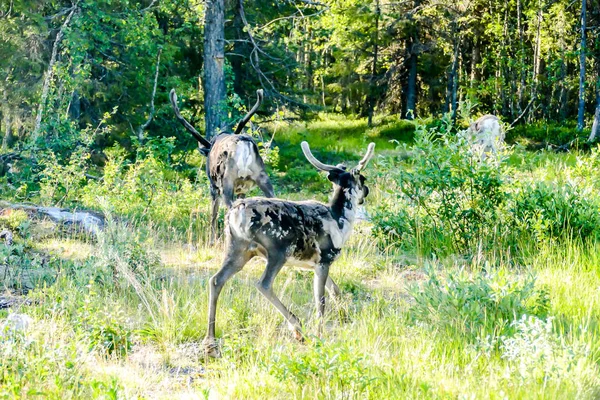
1, 0, 600, 398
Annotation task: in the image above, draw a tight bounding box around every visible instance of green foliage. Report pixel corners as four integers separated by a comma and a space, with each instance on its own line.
75, 283, 134, 357
366, 118, 416, 141
374, 120, 508, 255
499, 315, 592, 384
269, 341, 375, 396
0, 209, 29, 232
0, 321, 124, 398
410, 269, 550, 340
511, 182, 600, 242
509, 122, 586, 147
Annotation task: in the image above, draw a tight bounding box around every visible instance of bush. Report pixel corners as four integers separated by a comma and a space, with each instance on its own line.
499, 315, 595, 384
77, 294, 134, 357
373, 120, 508, 255
269, 341, 375, 396
409, 269, 550, 341
510, 182, 600, 242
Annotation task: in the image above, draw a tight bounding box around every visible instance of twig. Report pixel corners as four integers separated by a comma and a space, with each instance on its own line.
238, 0, 313, 111
140, 0, 158, 12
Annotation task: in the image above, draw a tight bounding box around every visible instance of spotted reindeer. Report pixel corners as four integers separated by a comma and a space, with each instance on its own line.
169, 89, 275, 242
203, 141, 376, 357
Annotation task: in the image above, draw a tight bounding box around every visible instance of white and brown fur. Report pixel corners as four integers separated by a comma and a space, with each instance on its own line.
461, 114, 505, 159
170, 89, 275, 242
203, 141, 375, 357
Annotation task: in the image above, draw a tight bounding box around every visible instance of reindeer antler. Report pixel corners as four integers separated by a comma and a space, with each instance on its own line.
234, 89, 264, 135
301, 142, 343, 172
355, 143, 376, 171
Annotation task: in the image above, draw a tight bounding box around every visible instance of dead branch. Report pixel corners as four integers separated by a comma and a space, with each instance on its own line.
140, 0, 158, 12
33, 2, 79, 141
509, 98, 535, 128
137, 48, 162, 144
0, 0, 13, 18
238, 0, 313, 111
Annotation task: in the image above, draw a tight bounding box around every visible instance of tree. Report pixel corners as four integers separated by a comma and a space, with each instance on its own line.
577, 0, 587, 131
203, 0, 227, 139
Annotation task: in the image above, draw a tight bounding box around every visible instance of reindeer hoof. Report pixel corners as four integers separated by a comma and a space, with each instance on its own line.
202, 337, 221, 358
287, 322, 305, 342
293, 329, 305, 343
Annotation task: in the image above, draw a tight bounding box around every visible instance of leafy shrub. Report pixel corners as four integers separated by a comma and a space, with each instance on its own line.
409, 270, 550, 340
500, 315, 595, 384
370, 206, 415, 250
374, 121, 508, 255
510, 182, 600, 242
78, 296, 133, 357
0, 243, 53, 290
0, 317, 124, 397
0, 209, 29, 232
79, 141, 212, 234
269, 341, 375, 396
92, 216, 161, 284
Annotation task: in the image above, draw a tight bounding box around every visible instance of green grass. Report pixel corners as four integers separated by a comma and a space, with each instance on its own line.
1, 116, 600, 399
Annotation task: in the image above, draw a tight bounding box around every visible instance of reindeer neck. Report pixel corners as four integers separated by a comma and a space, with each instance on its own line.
329, 184, 358, 227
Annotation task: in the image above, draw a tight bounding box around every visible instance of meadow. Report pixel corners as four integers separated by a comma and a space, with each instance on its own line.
1, 115, 600, 399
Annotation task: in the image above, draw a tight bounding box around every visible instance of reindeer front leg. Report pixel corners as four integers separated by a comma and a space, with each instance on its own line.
314, 263, 330, 336
209, 195, 220, 244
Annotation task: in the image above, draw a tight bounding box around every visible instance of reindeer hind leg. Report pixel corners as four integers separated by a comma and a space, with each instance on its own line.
255, 252, 303, 341
204, 240, 251, 357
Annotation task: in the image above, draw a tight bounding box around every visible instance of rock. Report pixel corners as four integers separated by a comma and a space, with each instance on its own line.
1, 313, 33, 337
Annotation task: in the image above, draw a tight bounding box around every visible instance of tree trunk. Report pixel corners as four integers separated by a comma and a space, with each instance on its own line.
577, 0, 587, 131
404, 0, 420, 119
517, 0, 525, 113
446, 30, 460, 116
470, 34, 480, 88
321, 74, 326, 108
558, 33, 568, 121
204, 0, 227, 139
232, 0, 245, 97
367, 0, 380, 127
451, 40, 460, 122
1, 92, 12, 151
137, 48, 162, 144
589, 59, 600, 142
405, 37, 418, 120
529, 3, 543, 122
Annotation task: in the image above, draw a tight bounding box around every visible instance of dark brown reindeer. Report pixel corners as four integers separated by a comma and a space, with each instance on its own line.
203, 141, 376, 357
169, 89, 275, 242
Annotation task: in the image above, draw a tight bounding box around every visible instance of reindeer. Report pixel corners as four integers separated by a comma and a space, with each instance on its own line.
203, 141, 376, 357
461, 114, 505, 159
169, 89, 275, 242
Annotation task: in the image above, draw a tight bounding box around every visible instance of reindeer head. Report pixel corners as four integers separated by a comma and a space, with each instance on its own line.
301, 141, 375, 205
